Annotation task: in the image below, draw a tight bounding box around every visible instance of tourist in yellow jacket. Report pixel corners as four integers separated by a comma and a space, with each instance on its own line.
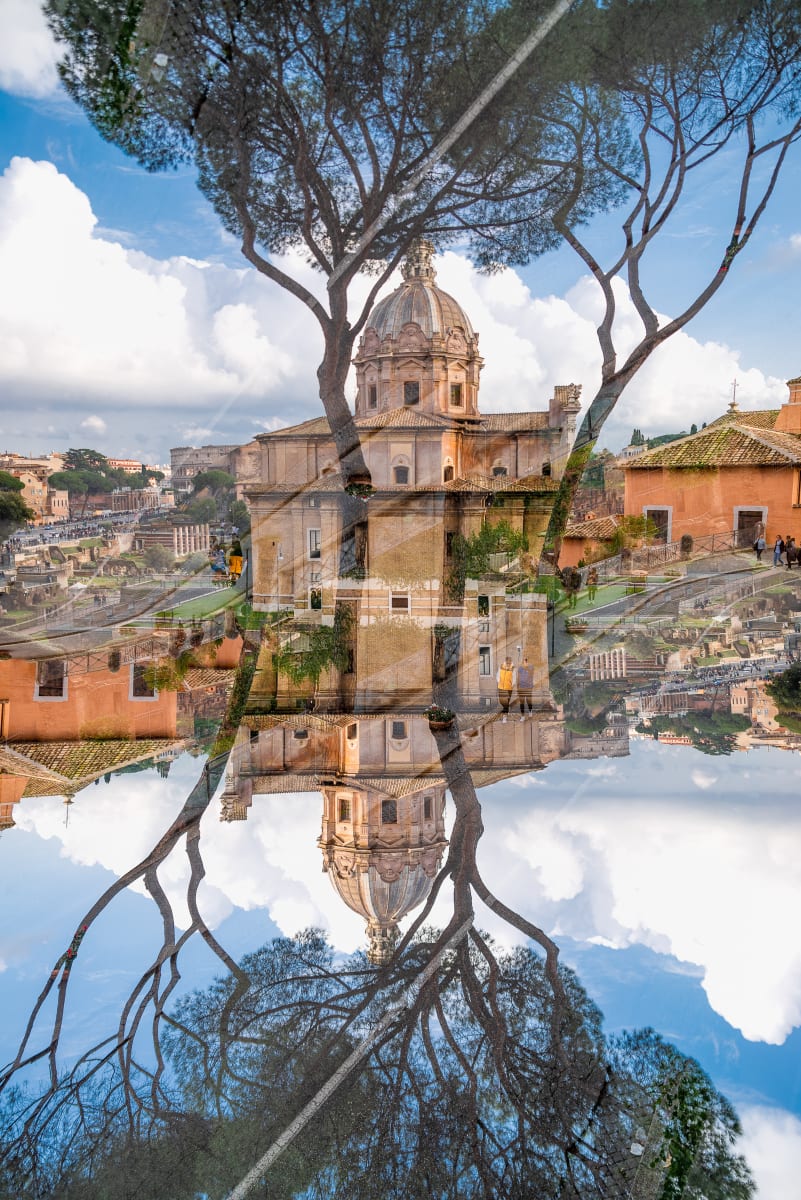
497, 657, 515, 723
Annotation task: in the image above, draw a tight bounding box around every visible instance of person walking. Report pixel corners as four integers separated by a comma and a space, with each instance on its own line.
497, 656, 515, 723
586, 567, 598, 602
774, 536, 785, 566
754, 533, 766, 562
517, 657, 534, 720
787, 536, 796, 569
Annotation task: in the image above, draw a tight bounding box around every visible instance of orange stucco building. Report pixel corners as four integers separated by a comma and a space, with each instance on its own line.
0, 658, 178, 743
623, 380, 801, 546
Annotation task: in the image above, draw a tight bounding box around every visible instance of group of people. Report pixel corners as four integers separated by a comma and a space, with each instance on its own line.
496, 656, 536, 722
559, 565, 599, 607
770, 535, 799, 567
209, 538, 244, 584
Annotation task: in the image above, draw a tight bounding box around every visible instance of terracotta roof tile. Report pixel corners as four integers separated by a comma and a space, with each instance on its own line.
256, 416, 331, 439
625, 423, 801, 469
9, 739, 183, 783
357, 409, 452, 430
478, 413, 549, 432
564, 515, 620, 540
256, 407, 554, 441
705, 408, 779, 430
247, 470, 559, 497
183, 668, 236, 690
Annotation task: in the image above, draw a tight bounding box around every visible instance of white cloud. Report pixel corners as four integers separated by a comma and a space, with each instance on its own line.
13, 738, 801, 1050
80, 414, 106, 434
0, 157, 315, 443
13, 770, 371, 953
0, 158, 785, 459
434, 254, 786, 450
691, 768, 717, 790
0, 0, 62, 98
478, 773, 801, 1044
740, 1106, 801, 1199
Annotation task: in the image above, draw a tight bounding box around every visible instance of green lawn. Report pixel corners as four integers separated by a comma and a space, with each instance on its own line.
0, 608, 32, 622
558, 583, 630, 614
168, 588, 239, 620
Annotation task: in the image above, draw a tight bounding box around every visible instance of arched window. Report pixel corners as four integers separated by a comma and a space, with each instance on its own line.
492, 464, 507, 478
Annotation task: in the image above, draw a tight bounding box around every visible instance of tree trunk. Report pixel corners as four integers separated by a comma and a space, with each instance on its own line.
318, 296, 370, 487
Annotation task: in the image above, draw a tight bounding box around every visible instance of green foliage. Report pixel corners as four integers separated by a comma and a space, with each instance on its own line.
766, 663, 801, 712
0, 490, 34, 534
636, 710, 750, 756
49, 448, 158, 498
229, 500, 251, 534
609, 514, 659, 554
47, 470, 85, 494
143, 544, 175, 572
192, 470, 235, 493
647, 432, 688, 448
0, 471, 24, 492
630, 427, 645, 445
143, 650, 196, 693
185, 497, 218, 523
610, 1029, 753, 1200
273, 606, 354, 687
448, 520, 528, 597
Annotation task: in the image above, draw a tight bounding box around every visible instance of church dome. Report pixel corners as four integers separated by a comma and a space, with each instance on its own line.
325, 845, 445, 963
367, 240, 474, 340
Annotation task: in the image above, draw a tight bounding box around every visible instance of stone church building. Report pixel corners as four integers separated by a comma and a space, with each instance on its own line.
246, 242, 582, 710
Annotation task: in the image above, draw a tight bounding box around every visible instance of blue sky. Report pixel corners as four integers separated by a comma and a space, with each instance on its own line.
4, 738, 801, 1193
2, 2, 801, 464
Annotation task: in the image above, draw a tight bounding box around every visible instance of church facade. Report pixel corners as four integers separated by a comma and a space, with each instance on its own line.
245, 242, 582, 710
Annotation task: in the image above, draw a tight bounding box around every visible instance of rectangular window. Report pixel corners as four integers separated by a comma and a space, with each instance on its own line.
368, 384, 378, 409
478, 645, 491, 676
308, 528, 321, 559
339, 795, 351, 821
403, 381, 420, 406
423, 795, 433, 820
131, 662, 156, 699
347, 722, 358, 740
394, 465, 409, 484
391, 720, 407, 740
445, 531, 456, 557
309, 588, 322, 610
477, 595, 489, 616
35, 659, 66, 699
381, 799, 398, 824
390, 592, 410, 611
450, 383, 463, 406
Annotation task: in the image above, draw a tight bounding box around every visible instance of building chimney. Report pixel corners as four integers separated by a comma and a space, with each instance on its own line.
774, 376, 801, 433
